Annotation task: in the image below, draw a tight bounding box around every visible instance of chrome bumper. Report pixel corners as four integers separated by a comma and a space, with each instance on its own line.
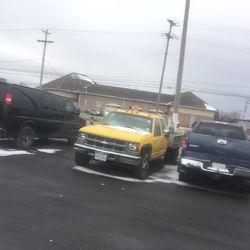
179, 157, 250, 178
74, 143, 141, 165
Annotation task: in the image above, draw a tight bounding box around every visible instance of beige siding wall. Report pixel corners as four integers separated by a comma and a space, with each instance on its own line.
47, 89, 215, 128
78, 94, 168, 113
177, 107, 215, 127
47, 90, 78, 102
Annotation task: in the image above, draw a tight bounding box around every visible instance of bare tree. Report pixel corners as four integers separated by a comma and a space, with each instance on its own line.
215, 111, 241, 123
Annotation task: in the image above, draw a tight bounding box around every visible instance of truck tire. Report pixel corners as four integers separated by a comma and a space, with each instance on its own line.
134, 152, 150, 180
15, 126, 34, 149
75, 151, 90, 167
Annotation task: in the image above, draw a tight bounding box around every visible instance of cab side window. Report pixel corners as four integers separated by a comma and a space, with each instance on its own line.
154, 119, 162, 137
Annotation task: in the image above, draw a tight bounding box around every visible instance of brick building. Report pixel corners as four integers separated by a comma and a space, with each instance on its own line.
43, 73, 216, 128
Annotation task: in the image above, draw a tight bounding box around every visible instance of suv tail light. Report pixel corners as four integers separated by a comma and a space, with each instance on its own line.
182, 136, 189, 150
5, 92, 12, 105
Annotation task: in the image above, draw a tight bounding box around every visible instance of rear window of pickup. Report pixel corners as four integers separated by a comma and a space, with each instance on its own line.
195, 122, 246, 140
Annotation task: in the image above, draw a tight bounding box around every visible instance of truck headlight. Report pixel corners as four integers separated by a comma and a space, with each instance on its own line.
128, 142, 140, 152
77, 132, 86, 143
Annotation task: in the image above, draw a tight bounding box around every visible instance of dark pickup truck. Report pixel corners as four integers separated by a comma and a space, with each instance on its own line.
178, 121, 250, 182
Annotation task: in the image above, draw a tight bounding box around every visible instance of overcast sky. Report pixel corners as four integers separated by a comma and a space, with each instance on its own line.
1, 0, 250, 118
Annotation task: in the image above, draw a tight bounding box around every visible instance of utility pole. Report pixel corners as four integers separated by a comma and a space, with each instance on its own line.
173, 0, 190, 114
37, 29, 54, 89
156, 19, 177, 113
242, 98, 250, 119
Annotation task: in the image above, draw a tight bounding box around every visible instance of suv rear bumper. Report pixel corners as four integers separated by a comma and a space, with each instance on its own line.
179, 157, 250, 179
74, 143, 141, 166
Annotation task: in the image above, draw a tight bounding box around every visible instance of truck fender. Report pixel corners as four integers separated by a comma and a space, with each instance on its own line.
140, 144, 152, 157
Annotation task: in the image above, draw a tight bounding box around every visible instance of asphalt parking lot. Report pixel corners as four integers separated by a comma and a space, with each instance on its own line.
0, 139, 250, 250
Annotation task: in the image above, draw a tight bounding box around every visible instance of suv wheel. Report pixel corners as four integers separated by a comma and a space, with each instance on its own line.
75, 152, 90, 167
15, 126, 34, 149
134, 152, 150, 180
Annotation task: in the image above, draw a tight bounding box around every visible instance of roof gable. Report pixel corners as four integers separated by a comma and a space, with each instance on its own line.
43, 73, 215, 111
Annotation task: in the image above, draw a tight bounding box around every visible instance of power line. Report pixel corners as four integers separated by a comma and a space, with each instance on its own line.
0, 58, 40, 63
1, 67, 250, 99
0, 28, 40, 32
88, 74, 250, 89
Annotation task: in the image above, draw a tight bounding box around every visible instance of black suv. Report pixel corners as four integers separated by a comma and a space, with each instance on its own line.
0, 81, 86, 149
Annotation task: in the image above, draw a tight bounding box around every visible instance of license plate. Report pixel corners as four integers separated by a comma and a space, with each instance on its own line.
94, 152, 107, 162
211, 162, 226, 171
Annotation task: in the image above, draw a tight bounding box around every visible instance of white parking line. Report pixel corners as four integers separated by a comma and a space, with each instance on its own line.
72, 165, 249, 197
37, 149, 62, 154
73, 166, 148, 182
0, 149, 33, 157
0, 148, 61, 156
73, 165, 189, 185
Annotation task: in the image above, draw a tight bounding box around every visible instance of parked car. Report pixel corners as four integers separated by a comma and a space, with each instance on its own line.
178, 120, 250, 182
0, 81, 86, 149
104, 103, 122, 116
87, 107, 103, 116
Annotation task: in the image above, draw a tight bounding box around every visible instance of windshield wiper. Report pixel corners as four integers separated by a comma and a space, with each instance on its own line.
123, 126, 146, 132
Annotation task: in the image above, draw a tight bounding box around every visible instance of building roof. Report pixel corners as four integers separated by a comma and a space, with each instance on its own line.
43, 73, 216, 111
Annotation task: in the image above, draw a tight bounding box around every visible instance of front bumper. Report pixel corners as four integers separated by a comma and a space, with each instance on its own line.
179, 157, 250, 179
74, 143, 141, 166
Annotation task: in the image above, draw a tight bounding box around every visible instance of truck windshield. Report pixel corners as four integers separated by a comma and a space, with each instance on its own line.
195, 122, 246, 140
102, 112, 152, 133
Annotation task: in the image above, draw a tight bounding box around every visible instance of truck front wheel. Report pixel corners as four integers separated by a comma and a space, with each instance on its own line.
75, 152, 90, 167
134, 152, 150, 180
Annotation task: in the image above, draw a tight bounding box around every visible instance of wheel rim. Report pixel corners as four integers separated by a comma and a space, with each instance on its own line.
20, 129, 33, 148
22, 134, 31, 147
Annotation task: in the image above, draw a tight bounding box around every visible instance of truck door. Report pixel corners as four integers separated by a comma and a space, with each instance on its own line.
151, 118, 166, 159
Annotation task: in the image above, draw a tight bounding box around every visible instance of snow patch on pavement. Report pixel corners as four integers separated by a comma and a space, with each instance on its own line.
0, 148, 62, 156
37, 149, 62, 154
72, 165, 190, 186
73, 166, 148, 182
0, 149, 33, 156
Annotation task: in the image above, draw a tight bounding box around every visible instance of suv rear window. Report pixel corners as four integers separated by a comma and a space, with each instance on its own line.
195, 122, 246, 140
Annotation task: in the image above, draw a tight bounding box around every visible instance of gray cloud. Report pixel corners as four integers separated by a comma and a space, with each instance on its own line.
1, 0, 250, 117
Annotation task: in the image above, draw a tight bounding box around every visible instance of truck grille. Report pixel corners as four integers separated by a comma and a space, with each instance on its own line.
85, 134, 127, 152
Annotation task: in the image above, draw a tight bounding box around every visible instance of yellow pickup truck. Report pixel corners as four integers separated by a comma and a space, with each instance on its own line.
74, 109, 170, 179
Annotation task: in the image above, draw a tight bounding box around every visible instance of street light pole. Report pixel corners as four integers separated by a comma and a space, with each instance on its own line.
156, 20, 176, 113
173, 0, 190, 114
